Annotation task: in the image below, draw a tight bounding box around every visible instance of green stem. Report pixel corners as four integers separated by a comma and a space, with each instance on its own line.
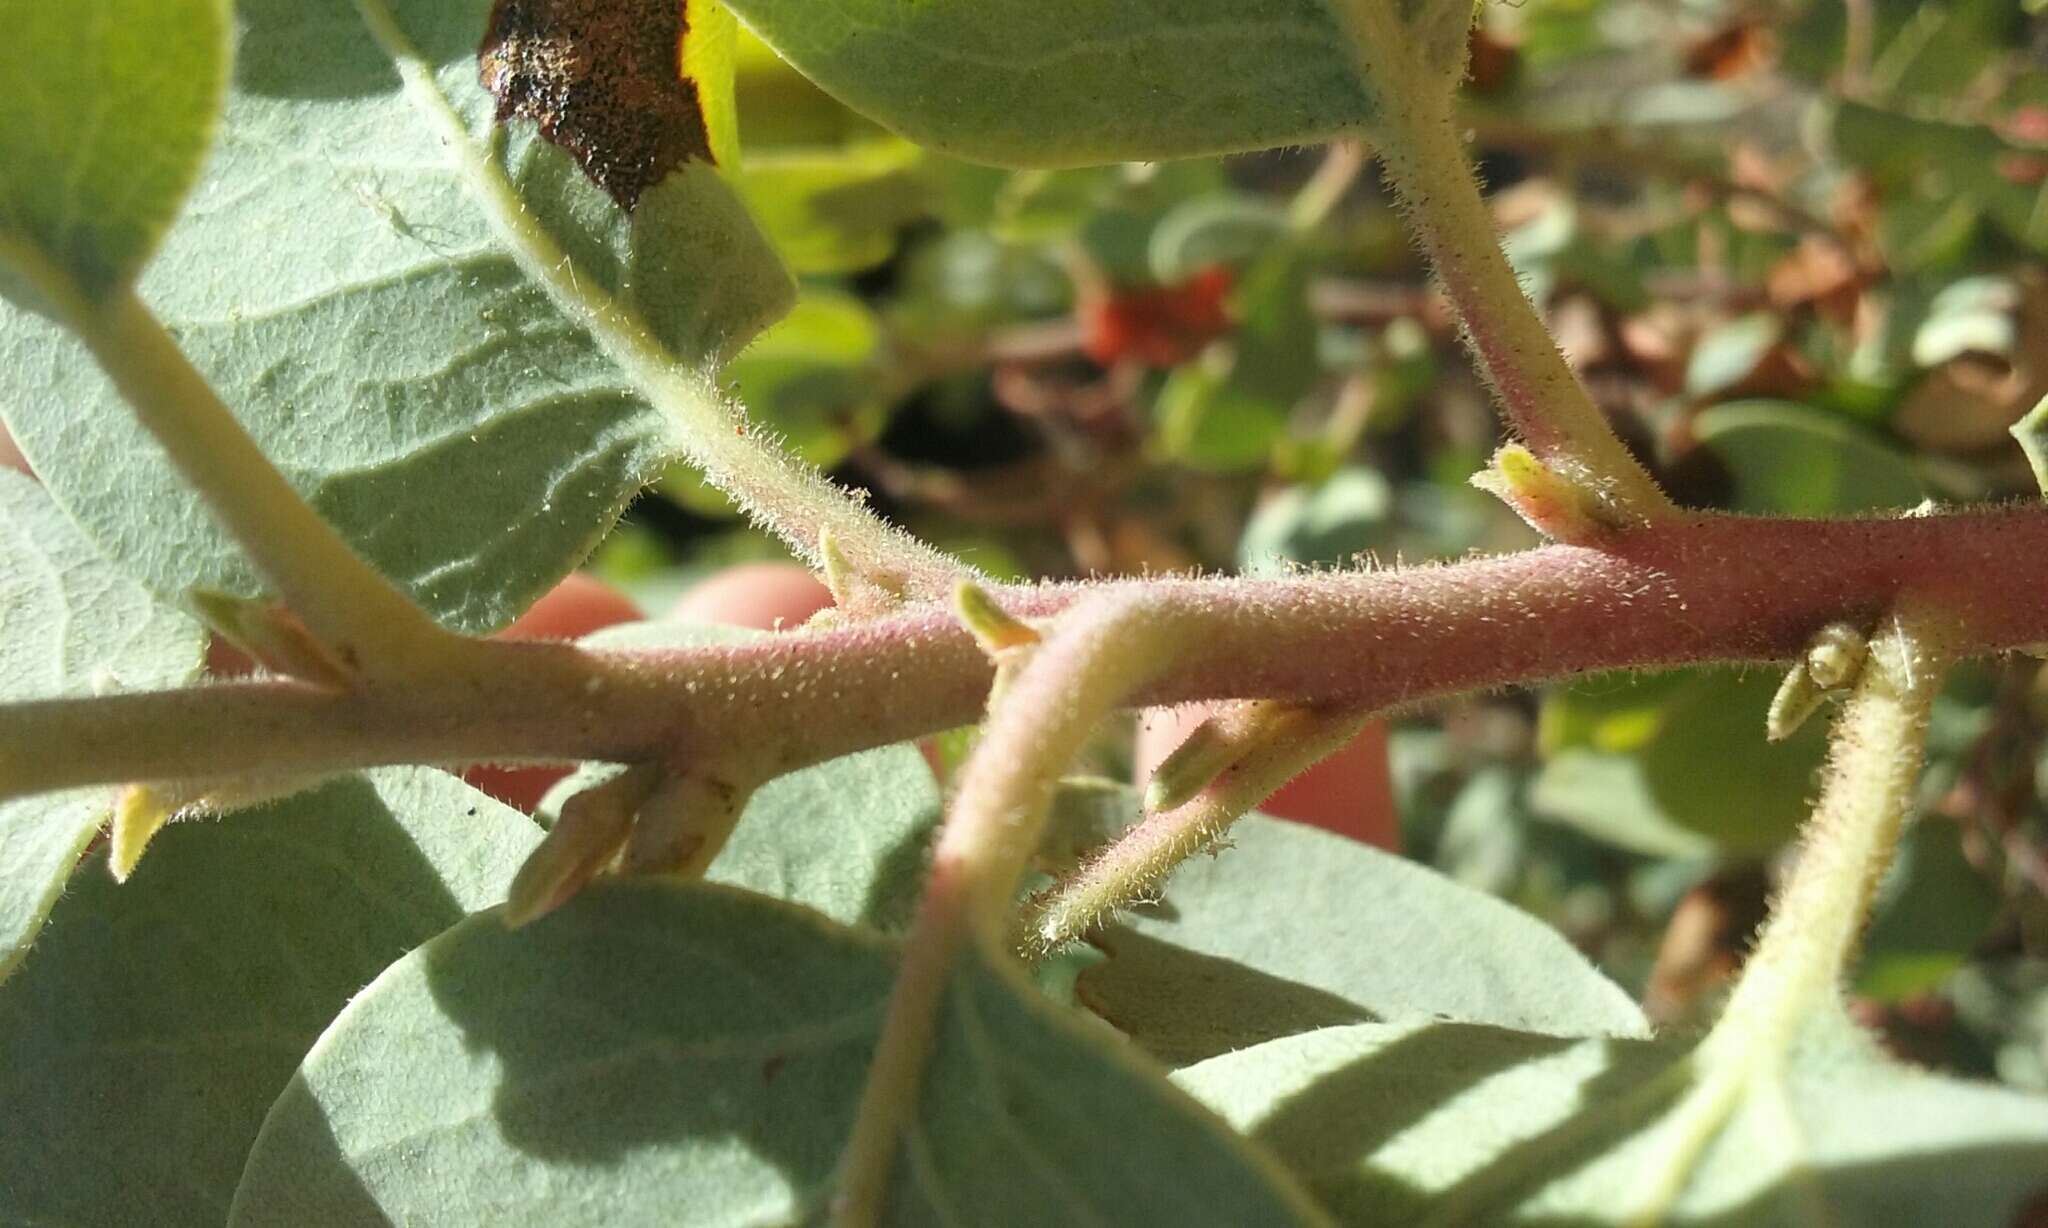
351, 0, 967, 605
75, 281, 453, 675
1628, 604, 1956, 1223
1724, 608, 1953, 1032
1332, 4, 1675, 521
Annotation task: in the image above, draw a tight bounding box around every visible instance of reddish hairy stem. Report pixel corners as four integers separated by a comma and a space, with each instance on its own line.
836, 593, 1188, 1224
5, 507, 2047, 801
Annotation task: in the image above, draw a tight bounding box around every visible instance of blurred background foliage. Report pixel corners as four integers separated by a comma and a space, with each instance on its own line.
591, 0, 2048, 1090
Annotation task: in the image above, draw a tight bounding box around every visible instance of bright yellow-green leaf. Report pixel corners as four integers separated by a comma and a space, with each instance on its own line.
0, 0, 230, 301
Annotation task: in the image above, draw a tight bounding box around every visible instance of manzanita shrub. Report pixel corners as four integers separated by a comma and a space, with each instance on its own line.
1, 0, 2045, 1224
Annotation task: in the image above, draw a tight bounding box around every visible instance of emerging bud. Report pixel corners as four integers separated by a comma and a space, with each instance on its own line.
189, 589, 359, 691
2011, 393, 2048, 497
1803, 622, 1868, 692
817, 527, 908, 616
108, 774, 328, 882
503, 763, 661, 927
1765, 668, 1828, 744
1143, 717, 1241, 813
954, 582, 1041, 656
1766, 621, 1868, 741
1470, 445, 1621, 544
621, 771, 755, 878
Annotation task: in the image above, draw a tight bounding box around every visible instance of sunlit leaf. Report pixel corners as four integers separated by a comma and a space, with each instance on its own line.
0, 473, 205, 981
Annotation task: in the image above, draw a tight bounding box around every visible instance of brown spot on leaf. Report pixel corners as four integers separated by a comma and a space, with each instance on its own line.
481, 0, 714, 211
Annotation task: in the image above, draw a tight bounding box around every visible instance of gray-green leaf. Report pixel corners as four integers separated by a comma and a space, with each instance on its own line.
0, 767, 541, 1228
1075, 803, 1647, 1067
0, 472, 206, 980
1176, 1012, 2048, 1226
0, 0, 792, 633
0, 0, 230, 301
230, 881, 1328, 1226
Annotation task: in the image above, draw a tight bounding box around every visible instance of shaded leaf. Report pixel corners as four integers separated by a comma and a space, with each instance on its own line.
1693, 400, 1923, 516
0, 472, 206, 979
1537, 667, 1830, 855
0, 768, 541, 1228
231, 882, 1327, 1226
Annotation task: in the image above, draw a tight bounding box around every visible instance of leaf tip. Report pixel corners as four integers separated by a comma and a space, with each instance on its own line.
1471, 445, 1620, 544
954, 582, 1040, 656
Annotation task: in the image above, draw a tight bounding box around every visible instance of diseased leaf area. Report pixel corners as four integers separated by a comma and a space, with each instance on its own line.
482, 0, 716, 210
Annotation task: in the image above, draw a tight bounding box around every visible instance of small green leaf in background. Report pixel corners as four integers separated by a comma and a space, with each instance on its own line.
0, 0, 230, 301
722, 0, 1383, 168
1692, 400, 1924, 516
0, 768, 540, 1228
1856, 818, 2005, 1002
1239, 467, 1395, 575
1074, 802, 1648, 1067
1912, 275, 2019, 368
1528, 751, 1719, 860
1153, 245, 1325, 473
1149, 193, 1292, 284
232, 882, 1327, 1226
736, 140, 933, 275
0, 472, 206, 981
1534, 667, 1830, 856
725, 290, 888, 470
1176, 1011, 2048, 1227
1833, 100, 2048, 256
0, 0, 793, 634
1684, 312, 1783, 399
